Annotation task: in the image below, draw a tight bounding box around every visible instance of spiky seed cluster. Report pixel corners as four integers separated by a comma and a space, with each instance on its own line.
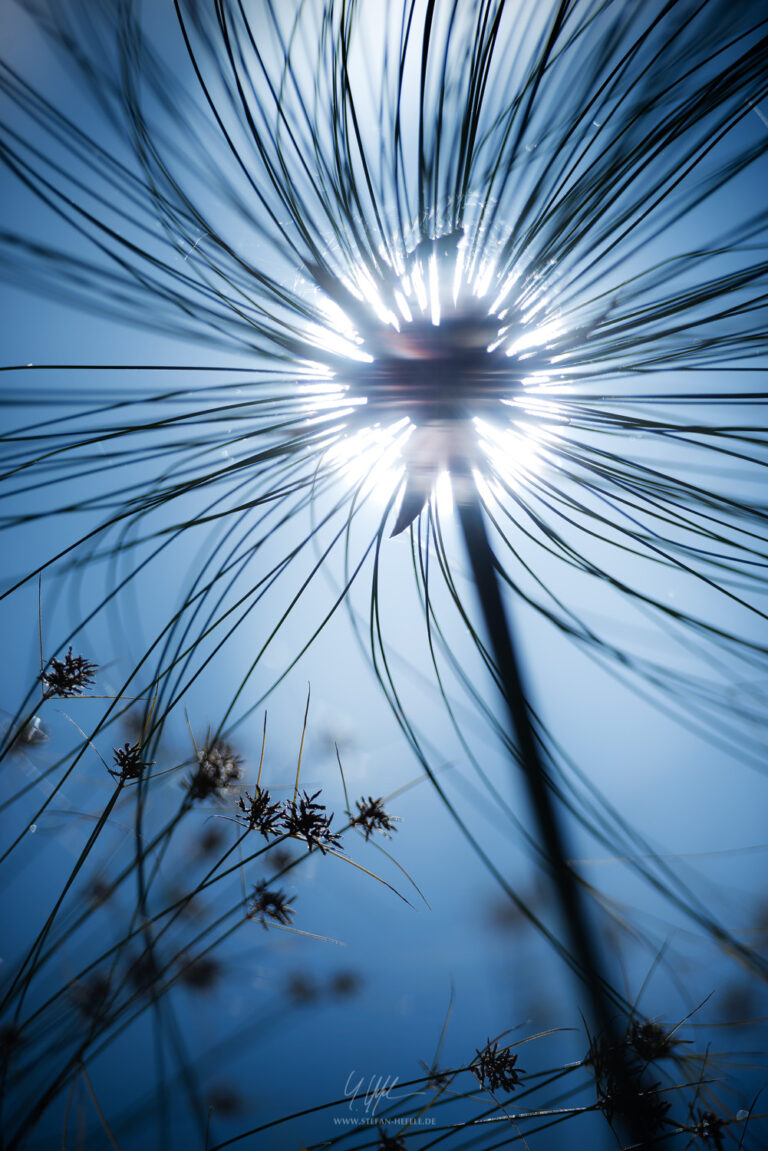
70, 973, 111, 1021
587, 1026, 683, 1137
425, 1066, 454, 1092
267, 847, 294, 871
689, 1108, 726, 1150
187, 736, 244, 802
597, 1075, 671, 1135
111, 741, 152, 783
237, 787, 284, 838
233, 785, 343, 853
588, 1037, 671, 1135
286, 971, 319, 1003
197, 825, 226, 858
329, 971, 362, 998
248, 881, 295, 928
629, 1020, 677, 1063
206, 1085, 244, 1117
377, 1128, 406, 1151
282, 789, 343, 854
349, 796, 398, 840
472, 1039, 524, 1093
179, 954, 222, 993
128, 948, 161, 994
0, 1023, 24, 1063
85, 878, 111, 907
40, 647, 97, 699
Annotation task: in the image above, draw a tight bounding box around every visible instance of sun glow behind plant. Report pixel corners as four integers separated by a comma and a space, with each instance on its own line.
300, 234, 569, 525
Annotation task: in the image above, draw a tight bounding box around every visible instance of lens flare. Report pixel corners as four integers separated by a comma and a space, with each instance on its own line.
301, 231, 571, 529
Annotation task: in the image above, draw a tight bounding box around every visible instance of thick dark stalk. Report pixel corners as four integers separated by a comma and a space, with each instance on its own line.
456, 490, 653, 1145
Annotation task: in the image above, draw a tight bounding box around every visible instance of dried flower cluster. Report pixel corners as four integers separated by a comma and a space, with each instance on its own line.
70, 973, 111, 1022
348, 796, 398, 841
281, 790, 343, 855
235, 785, 344, 854
248, 882, 295, 929
598, 1075, 671, 1137
236, 786, 284, 838
472, 1039, 524, 1093
588, 1034, 671, 1137
127, 949, 162, 995
111, 741, 152, 783
688, 1108, 726, 1150
425, 1066, 454, 1092
629, 1020, 678, 1064
377, 1128, 406, 1151
0, 1024, 24, 1065
40, 648, 97, 699
187, 737, 244, 802
179, 955, 222, 993
328, 971, 362, 999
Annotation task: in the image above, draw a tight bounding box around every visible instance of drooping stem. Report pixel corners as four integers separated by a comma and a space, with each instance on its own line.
456, 489, 653, 1142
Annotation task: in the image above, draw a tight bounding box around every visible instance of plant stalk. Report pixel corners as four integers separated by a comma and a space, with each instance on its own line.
457, 490, 653, 1144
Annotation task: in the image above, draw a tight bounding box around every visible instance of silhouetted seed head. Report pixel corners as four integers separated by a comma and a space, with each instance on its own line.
268, 847, 295, 872
282, 789, 343, 854
195, 824, 228, 859
328, 970, 363, 998
591, 1050, 670, 1136
41, 647, 97, 699
717, 980, 756, 1022
120, 708, 146, 743
587, 1029, 675, 1135
422, 1064, 454, 1092
629, 1019, 677, 1063
377, 1128, 406, 1151
70, 973, 111, 1021
111, 741, 152, 783
237, 787, 284, 838
348, 796, 398, 841
248, 881, 295, 929
187, 735, 243, 802
84, 877, 112, 907
285, 971, 320, 1004
472, 1039, 524, 1093
488, 875, 549, 934
689, 1108, 726, 1149
0, 1022, 24, 1064
179, 954, 223, 993
206, 1085, 245, 1117
162, 881, 202, 919
612, 1084, 670, 1136
127, 948, 162, 995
